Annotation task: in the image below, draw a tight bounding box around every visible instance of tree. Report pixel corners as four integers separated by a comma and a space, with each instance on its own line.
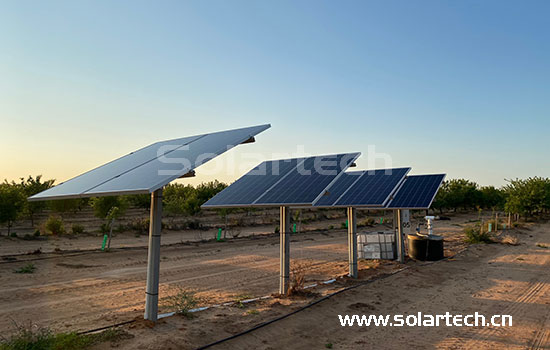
504, 177, 550, 217
125, 194, 151, 209
49, 198, 87, 217
90, 196, 128, 220
19, 175, 55, 226
163, 183, 196, 216
0, 181, 26, 235
163, 181, 227, 217
480, 186, 506, 210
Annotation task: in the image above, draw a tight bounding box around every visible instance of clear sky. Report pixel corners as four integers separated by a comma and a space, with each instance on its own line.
1, 0, 548, 187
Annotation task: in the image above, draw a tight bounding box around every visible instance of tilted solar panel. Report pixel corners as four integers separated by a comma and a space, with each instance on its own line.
328, 167, 410, 207
202, 153, 360, 208
312, 171, 364, 207
201, 158, 300, 207
386, 174, 445, 209
254, 153, 360, 205
29, 124, 271, 201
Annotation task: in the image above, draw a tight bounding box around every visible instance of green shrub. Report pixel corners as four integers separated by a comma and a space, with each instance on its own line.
71, 224, 85, 235
161, 288, 201, 318
45, 216, 64, 235
274, 226, 280, 234
33, 229, 41, 237
9, 232, 17, 238
14, 263, 36, 274
464, 225, 493, 244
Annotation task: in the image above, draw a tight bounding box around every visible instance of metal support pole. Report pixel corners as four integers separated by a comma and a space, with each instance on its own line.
397, 209, 405, 263
279, 206, 290, 295
347, 207, 358, 278
144, 189, 163, 321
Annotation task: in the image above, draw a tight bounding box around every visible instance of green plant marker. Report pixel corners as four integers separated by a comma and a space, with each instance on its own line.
345, 220, 348, 228
217, 228, 222, 241
101, 234, 108, 251
488, 223, 492, 232
380, 218, 383, 224
293, 223, 296, 233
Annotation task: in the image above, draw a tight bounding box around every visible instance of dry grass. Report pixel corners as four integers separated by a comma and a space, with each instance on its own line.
500, 235, 520, 246
287, 261, 308, 296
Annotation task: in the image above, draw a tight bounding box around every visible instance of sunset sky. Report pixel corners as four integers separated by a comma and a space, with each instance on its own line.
1, 0, 549, 187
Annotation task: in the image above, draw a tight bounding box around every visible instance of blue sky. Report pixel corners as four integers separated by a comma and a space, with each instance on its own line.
1, 0, 548, 186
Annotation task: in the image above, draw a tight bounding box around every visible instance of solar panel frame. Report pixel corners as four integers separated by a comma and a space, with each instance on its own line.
29, 124, 271, 201
385, 174, 446, 209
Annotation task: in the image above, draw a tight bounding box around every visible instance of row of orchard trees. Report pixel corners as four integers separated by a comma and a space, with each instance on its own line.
0, 175, 227, 235
432, 177, 550, 217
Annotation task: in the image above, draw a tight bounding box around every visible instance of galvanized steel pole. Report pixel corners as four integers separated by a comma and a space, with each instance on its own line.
144, 189, 163, 321
347, 207, 358, 278
397, 209, 404, 263
279, 206, 290, 295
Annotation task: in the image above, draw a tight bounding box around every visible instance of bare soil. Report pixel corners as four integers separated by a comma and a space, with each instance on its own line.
2, 214, 548, 349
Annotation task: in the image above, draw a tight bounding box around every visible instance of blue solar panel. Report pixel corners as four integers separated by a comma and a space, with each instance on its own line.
202, 159, 299, 207
334, 167, 410, 207
314, 171, 364, 206
386, 174, 445, 209
255, 153, 359, 205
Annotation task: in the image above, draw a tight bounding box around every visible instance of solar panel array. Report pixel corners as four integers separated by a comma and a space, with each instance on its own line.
386, 174, 445, 209
29, 124, 271, 201
202, 153, 360, 207
319, 167, 410, 207
204, 165, 445, 209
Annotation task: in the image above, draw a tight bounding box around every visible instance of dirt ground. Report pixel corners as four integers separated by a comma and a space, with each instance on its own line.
2, 214, 549, 349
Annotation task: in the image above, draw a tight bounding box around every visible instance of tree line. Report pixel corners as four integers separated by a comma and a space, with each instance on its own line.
1, 175, 549, 234
0, 175, 227, 234
432, 177, 550, 217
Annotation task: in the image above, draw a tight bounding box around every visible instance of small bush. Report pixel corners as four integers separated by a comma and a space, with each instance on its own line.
127, 218, 149, 234
185, 220, 202, 230
0, 323, 124, 350
464, 225, 493, 244
9, 232, 17, 238
99, 222, 109, 234
274, 226, 280, 234
33, 229, 41, 237
328, 225, 334, 230
71, 224, 85, 235
358, 218, 375, 227
45, 216, 65, 235
287, 262, 308, 296
233, 294, 253, 308
161, 288, 201, 318
14, 263, 36, 274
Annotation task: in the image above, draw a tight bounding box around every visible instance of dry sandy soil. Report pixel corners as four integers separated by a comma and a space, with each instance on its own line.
1, 214, 549, 349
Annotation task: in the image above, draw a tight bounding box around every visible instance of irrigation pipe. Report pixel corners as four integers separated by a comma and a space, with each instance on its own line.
195, 255, 456, 350
77, 254, 455, 340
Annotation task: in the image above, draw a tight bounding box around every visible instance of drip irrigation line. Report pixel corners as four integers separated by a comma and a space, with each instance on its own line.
195, 254, 456, 350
